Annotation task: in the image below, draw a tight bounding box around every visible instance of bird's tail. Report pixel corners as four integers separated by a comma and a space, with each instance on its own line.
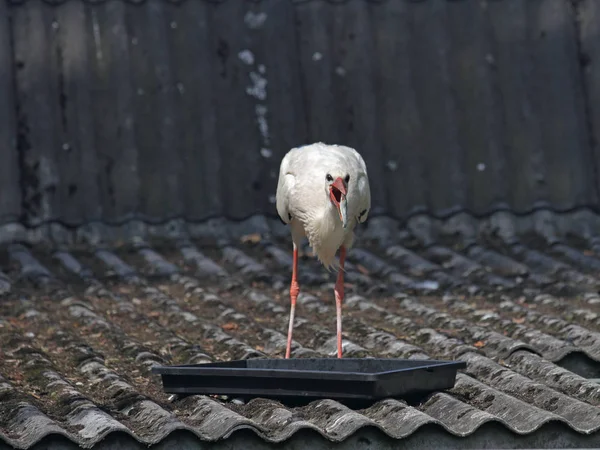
320, 255, 347, 273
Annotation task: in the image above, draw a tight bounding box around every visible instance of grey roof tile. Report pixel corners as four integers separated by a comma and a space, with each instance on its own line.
2, 215, 600, 448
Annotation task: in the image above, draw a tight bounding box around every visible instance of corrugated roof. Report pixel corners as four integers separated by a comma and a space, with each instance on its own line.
1, 213, 600, 449
2, 0, 600, 228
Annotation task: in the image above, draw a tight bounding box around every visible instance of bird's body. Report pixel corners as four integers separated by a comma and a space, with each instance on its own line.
277, 143, 370, 269
276, 142, 371, 358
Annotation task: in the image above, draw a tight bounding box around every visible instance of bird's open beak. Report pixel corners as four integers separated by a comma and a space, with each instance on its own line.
330, 177, 348, 228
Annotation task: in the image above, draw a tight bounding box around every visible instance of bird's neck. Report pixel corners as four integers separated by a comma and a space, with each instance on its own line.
304, 205, 347, 270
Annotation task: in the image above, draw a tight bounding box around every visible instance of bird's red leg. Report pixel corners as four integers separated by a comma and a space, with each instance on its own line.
285, 244, 300, 359
335, 245, 346, 358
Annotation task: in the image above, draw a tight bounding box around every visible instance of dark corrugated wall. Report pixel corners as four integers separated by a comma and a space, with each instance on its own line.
1, 0, 599, 228
0, 0, 20, 225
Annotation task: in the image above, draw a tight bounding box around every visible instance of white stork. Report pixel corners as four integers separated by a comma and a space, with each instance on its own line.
276, 142, 371, 358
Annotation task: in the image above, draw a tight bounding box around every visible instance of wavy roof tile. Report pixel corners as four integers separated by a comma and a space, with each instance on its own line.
1, 214, 600, 449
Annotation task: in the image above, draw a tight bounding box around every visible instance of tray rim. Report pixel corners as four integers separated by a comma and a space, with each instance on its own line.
151, 358, 467, 382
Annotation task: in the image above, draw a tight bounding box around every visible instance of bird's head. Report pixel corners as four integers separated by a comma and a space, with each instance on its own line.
326, 172, 349, 228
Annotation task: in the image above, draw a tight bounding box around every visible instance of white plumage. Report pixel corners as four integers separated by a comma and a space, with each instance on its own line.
275, 142, 371, 358
276, 143, 371, 268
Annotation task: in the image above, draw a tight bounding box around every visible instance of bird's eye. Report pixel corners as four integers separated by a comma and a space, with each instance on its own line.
359, 209, 367, 218
326, 174, 333, 182
345, 174, 350, 183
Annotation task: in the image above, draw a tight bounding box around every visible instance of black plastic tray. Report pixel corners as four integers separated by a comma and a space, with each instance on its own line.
152, 358, 466, 401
